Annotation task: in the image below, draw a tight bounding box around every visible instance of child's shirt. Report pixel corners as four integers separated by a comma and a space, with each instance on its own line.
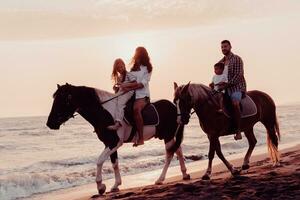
212, 74, 228, 92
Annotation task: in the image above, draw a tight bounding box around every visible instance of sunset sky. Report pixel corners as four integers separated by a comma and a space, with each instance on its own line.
1, 0, 300, 118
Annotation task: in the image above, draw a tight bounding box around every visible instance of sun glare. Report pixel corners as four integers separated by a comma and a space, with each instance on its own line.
110, 33, 160, 66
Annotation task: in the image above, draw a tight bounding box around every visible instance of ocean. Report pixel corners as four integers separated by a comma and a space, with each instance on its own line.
0, 104, 299, 200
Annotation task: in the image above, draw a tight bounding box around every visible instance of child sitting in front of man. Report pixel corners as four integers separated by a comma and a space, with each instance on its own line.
210, 62, 242, 140
211, 62, 228, 113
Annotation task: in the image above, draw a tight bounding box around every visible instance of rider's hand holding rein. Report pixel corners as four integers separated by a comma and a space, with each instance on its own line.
120, 81, 143, 92
217, 82, 229, 91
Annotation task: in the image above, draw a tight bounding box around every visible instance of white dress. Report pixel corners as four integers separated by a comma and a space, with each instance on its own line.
114, 72, 135, 122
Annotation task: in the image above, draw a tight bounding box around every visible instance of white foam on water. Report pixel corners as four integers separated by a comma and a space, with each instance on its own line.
0, 104, 299, 200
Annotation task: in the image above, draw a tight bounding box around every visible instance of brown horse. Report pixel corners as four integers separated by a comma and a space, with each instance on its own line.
173, 82, 280, 180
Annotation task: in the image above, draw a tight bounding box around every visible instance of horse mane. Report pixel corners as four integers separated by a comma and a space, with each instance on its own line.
187, 83, 212, 105
94, 88, 115, 102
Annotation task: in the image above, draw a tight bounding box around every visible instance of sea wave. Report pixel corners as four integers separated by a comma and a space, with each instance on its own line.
0, 171, 95, 200
0, 105, 299, 200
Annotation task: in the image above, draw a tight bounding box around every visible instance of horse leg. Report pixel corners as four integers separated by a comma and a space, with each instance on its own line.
176, 146, 190, 180
214, 137, 240, 176
96, 147, 110, 195
242, 128, 257, 170
202, 136, 216, 180
155, 139, 175, 185
95, 141, 123, 195
110, 151, 122, 192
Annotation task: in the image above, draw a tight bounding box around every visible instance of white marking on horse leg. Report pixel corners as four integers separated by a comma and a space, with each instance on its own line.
111, 159, 121, 192
96, 142, 123, 194
96, 147, 110, 194
155, 140, 174, 185
176, 147, 190, 180
96, 148, 110, 183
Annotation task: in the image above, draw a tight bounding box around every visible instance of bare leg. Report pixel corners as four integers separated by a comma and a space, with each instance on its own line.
133, 98, 147, 146
242, 128, 257, 170
155, 139, 174, 184
176, 146, 190, 180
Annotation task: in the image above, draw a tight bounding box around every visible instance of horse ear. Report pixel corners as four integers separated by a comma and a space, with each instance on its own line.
174, 82, 178, 90
57, 84, 61, 89
66, 82, 69, 86
182, 81, 191, 93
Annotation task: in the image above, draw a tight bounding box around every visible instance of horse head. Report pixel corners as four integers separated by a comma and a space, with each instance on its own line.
47, 83, 78, 130
173, 81, 193, 125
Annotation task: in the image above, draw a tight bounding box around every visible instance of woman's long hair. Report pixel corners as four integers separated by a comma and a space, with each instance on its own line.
111, 58, 126, 84
130, 47, 153, 73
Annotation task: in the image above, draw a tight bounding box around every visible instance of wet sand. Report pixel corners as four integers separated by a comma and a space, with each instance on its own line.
70, 144, 300, 200
28, 144, 300, 200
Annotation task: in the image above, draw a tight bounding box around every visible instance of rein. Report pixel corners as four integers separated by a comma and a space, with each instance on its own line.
177, 89, 217, 117
99, 91, 129, 105
177, 109, 196, 116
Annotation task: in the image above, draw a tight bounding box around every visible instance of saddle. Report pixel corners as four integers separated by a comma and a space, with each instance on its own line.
222, 93, 257, 118
124, 95, 159, 126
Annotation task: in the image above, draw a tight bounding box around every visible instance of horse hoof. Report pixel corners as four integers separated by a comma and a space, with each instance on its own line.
183, 174, 191, 180
242, 164, 250, 170
91, 194, 102, 198
155, 180, 163, 185
202, 174, 210, 180
232, 168, 241, 176
110, 187, 120, 193
98, 184, 106, 195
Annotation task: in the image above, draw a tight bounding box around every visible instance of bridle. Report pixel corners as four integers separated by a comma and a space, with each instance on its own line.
54, 93, 79, 125
176, 108, 196, 117
56, 112, 78, 125
175, 87, 216, 120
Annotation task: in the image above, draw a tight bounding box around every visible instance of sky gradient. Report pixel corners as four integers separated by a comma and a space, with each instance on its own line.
1, 0, 300, 118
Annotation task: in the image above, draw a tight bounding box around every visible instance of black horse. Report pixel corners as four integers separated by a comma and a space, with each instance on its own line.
47, 83, 190, 196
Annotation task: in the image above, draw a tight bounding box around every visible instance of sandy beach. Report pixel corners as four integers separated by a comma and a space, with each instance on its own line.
30, 143, 300, 200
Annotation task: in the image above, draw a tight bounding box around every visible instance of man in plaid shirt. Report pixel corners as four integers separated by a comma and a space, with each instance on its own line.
218, 40, 247, 140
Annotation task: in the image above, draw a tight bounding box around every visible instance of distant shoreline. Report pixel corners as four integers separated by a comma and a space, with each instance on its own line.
1, 102, 300, 120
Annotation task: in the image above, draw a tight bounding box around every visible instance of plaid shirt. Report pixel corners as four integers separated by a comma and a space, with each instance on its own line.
220, 52, 247, 95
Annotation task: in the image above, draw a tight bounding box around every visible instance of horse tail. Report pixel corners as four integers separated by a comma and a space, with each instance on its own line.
168, 124, 184, 154
257, 91, 280, 164
275, 115, 281, 141
266, 112, 281, 164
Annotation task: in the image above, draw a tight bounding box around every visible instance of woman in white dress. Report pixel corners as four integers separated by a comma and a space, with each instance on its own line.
107, 58, 135, 130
